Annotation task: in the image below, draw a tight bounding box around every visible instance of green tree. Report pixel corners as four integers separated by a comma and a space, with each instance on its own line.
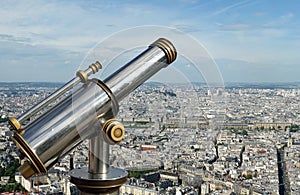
242, 130, 248, 136
0, 167, 4, 176
0, 159, 25, 193
244, 174, 253, 180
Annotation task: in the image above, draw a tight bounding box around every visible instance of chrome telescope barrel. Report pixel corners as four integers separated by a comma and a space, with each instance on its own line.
104, 38, 176, 102
10, 38, 177, 179
8, 62, 102, 130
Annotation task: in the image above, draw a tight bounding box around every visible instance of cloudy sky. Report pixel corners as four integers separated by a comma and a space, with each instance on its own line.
0, 0, 299, 83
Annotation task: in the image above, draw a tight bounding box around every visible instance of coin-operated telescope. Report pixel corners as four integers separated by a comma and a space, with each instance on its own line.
8, 38, 176, 194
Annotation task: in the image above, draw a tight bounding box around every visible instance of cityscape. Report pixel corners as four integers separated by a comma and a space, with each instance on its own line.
0, 0, 299, 194
0, 81, 299, 195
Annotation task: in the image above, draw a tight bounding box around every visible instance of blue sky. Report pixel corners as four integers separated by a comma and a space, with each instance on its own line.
0, 0, 299, 83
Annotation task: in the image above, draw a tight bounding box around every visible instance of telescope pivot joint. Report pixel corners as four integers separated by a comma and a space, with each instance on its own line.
103, 119, 125, 144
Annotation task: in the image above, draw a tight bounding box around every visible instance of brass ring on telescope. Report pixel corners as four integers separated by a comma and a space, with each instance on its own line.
150, 38, 177, 64
89, 61, 102, 73
8, 117, 21, 131
76, 70, 88, 83
92, 79, 119, 115
12, 133, 47, 178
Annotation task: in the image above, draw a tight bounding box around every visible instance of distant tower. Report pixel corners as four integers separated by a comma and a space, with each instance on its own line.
239, 89, 242, 96
249, 184, 254, 195
207, 89, 211, 96
64, 179, 71, 195
287, 138, 293, 147
217, 88, 223, 96
172, 160, 179, 172
70, 153, 74, 170
201, 183, 210, 195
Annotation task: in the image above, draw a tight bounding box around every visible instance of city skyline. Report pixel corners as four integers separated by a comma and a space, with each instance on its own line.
0, 0, 299, 83
1, 82, 300, 194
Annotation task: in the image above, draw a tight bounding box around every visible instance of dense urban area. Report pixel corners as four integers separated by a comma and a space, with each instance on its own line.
0, 82, 300, 195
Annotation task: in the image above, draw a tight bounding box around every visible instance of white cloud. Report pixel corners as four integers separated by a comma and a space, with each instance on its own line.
217, 23, 258, 31
279, 12, 294, 24
0, 1, 112, 52
261, 28, 287, 38
266, 12, 295, 27
0, 0, 174, 53
0, 34, 31, 44
210, 0, 252, 17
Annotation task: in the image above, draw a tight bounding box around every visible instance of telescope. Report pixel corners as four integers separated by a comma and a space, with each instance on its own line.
8, 38, 177, 194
